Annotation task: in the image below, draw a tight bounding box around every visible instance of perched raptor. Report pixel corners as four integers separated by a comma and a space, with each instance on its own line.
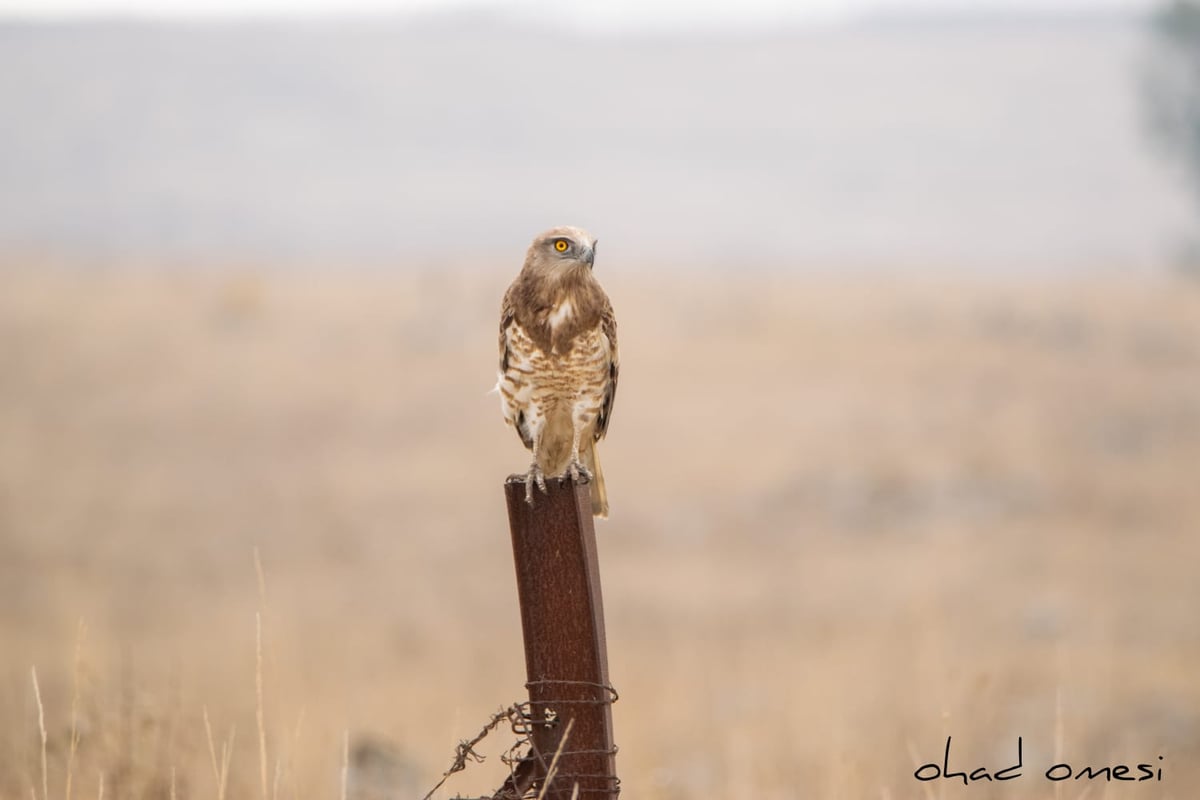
497, 226, 619, 517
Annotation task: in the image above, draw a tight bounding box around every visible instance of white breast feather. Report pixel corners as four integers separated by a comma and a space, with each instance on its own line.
547, 300, 574, 333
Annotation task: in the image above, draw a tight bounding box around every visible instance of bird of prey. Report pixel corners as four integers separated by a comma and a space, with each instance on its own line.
497, 226, 619, 517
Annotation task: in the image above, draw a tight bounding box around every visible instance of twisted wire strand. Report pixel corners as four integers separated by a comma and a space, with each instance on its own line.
423, 679, 621, 800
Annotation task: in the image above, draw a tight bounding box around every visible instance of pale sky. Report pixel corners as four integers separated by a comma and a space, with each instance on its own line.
0, 0, 1159, 27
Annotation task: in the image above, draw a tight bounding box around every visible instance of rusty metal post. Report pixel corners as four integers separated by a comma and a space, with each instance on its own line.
493, 475, 619, 799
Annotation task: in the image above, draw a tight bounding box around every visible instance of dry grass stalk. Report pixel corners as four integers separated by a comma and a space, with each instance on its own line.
286, 710, 306, 800
1054, 687, 1064, 800
204, 706, 237, 800
202, 669, 236, 799
203, 709, 220, 800
271, 754, 282, 800
65, 621, 86, 800
32, 666, 48, 800
339, 730, 348, 800
254, 548, 275, 800
256, 612, 269, 800
222, 732, 236, 799
534, 718, 575, 800
904, 739, 936, 800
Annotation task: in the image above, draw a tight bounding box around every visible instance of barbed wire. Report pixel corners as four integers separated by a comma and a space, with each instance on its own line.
420, 680, 620, 800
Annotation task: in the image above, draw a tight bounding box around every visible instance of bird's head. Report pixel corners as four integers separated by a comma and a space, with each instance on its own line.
525, 226, 598, 274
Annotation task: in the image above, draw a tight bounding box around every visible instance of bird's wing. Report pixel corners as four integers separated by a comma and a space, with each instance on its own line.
499, 284, 516, 375
594, 300, 618, 441
498, 285, 534, 449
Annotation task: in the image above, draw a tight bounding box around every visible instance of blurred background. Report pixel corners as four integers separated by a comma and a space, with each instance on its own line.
1, 1, 1198, 798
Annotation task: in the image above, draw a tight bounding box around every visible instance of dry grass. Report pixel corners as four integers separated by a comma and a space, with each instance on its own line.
0, 264, 1198, 799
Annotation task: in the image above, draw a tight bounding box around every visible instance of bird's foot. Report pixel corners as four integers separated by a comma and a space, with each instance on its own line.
524, 462, 548, 505
565, 458, 593, 484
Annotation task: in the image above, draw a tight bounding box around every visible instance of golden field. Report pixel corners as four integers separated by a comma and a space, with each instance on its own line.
0, 265, 1198, 799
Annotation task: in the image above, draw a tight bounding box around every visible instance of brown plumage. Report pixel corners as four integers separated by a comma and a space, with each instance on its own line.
497, 226, 619, 517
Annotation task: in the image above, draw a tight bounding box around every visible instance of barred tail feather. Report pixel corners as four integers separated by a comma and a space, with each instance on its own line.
584, 439, 608, 519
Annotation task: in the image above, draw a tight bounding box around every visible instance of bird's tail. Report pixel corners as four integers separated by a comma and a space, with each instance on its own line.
583, 439, 608, 519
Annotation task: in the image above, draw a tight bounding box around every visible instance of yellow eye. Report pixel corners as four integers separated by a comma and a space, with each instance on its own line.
554, 239, 569, 252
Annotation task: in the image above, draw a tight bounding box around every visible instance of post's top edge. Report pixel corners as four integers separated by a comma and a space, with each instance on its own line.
504, 474, 592, 489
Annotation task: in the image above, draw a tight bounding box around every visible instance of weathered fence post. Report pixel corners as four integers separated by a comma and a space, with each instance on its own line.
493, 475, 619, 799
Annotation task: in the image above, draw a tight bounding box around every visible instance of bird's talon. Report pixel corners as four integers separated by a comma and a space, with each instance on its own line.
525, 463, 546, 504
566, 459, 593, 484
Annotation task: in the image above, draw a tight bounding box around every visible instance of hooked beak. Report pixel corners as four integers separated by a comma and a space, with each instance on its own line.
582, 244, 596, 268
